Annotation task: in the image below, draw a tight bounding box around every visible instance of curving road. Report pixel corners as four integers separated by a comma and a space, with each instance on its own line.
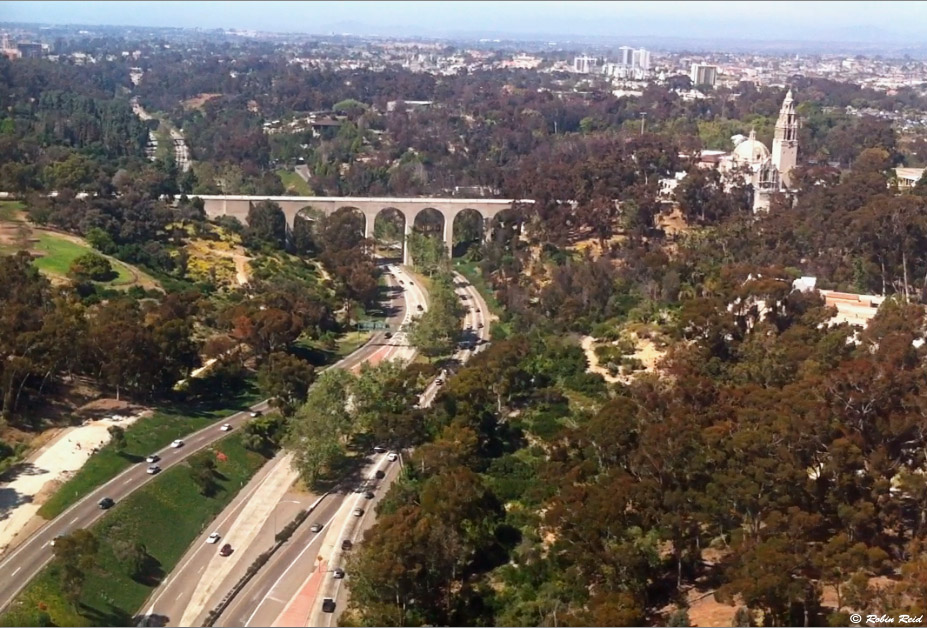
132, 263, 428, 626
0, 263, 410, 615
207, 268, 492, 628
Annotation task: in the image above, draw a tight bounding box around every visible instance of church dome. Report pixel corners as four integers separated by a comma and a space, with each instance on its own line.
731, 129, 770, 165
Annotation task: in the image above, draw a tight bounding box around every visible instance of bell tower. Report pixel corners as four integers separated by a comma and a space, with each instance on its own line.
771, 88, 799, 187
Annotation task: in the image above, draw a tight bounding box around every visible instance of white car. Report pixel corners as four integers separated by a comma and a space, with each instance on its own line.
352, 508, 364, 517
171, 439, 184, 448
206, 532, 221, 544
220, 423, 232, 431
387, 452, 398, 461
146, 454, 160, 463
147, 465, 161, 475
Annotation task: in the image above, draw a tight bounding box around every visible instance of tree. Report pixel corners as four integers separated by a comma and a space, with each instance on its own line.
257, 352, 316, 415
187, 452, 218, 496
108, 425, 127, 452
285, 368, 354, 484
245, 200, 287, 249
68, 252, 116, 282
52, 529, 99, 608
408, 273, 464, 358
112, 538, 148, 579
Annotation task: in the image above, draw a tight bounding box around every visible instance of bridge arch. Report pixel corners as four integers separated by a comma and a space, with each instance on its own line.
451, 207, 486, 258
196, 195, 531, 266
371, 207, 407, 262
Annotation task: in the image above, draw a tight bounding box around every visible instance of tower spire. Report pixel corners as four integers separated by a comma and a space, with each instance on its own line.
771, 88, 798, 187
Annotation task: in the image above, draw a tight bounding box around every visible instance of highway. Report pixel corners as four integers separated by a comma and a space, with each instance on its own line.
0, 263, 411, 616
134, 263, 426, 626
200, 267, 492, 628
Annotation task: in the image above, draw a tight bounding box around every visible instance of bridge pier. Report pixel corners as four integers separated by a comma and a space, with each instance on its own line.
403, 221, 413, 266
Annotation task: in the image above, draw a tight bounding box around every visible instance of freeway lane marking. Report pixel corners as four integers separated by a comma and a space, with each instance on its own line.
124, 477, 134, 485
242, 506, 343, 627
10, 567, 19, 576
69, 516, 79, 525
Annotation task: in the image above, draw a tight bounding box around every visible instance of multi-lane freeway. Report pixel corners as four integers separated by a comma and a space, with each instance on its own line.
0, 263, 412, 616
137, 263, 427, 626
200, 268, 493, 628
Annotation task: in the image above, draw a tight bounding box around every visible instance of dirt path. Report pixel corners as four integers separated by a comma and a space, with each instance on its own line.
204, 247, 251, 285
581, 336, 624, 383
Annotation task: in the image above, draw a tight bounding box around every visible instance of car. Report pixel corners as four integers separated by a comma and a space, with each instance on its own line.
352, 508, 364, 517
375, 469, 386, 479
465, 325, 472, 331
50, 534, 64, 547
373, 446, 386, 453
416, 304, 423, 311
206, 532, 221, 544
219, 543, 233, 557
249, 410, 262, 418
398, 280, 404, 285
478, 322, 484, 329
321, 598, 336, 613
220, 423, 232, 431
435, 378, 444, 386
98, 497, 115, 509
387, 452, 398, 461
364, 491, 375, 499
384, 332, 393, 339
341, 539, 353, 551
146, 454, 160, 463
171, 439, 184, 448
310, 523, 323, 533
147, 465, 161, 475
333, 568, 345, 579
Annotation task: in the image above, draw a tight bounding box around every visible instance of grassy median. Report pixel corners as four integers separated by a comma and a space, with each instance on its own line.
1, 434, 270, 628
38, 394, 259, 521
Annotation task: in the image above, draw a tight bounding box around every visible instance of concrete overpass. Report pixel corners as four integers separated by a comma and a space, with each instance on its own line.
197, 195, 528, 264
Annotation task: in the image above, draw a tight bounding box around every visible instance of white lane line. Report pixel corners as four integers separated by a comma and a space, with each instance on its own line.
242, 506, 343, 627
146, 458, 297, 615
11, 567, 20, 576
69, 516, 79, 525
123, 477, 134, 485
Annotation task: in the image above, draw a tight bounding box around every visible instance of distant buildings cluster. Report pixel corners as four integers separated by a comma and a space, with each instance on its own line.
1, 33, 45, 60
573, 46, 652, 79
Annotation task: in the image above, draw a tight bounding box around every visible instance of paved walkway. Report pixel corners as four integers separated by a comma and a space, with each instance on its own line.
0, 414, 144, 554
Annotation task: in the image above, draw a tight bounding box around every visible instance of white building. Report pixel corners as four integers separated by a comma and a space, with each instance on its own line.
573, 55, 598, 74
690, 63, 719, 87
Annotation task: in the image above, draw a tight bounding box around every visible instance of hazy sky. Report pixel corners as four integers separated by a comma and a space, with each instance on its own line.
3, 1, 927, 43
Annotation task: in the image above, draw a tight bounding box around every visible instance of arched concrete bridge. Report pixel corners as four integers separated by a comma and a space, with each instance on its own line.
197, 195, 529, 264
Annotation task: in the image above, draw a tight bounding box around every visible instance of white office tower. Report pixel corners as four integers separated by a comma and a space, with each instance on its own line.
573, 55, 597, 74
618, 45, 634, 66
690, 63, 718, 87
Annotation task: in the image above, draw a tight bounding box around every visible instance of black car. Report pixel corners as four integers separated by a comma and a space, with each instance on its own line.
322, 598, 336, 613
98, 497, 115, 509
364, 491, 375, 499
375, 469, 386, 479
384, 332, 393, 339
341, 539, 353, 551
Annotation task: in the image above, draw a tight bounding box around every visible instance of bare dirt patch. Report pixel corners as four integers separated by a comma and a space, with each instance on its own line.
182, 92, 222, 110
658, 205, 691, 238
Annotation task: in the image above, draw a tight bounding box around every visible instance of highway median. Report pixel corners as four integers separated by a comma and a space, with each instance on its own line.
0, 434, 270, 628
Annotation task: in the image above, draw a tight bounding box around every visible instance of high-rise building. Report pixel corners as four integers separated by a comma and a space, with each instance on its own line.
771, 89, 799, 187
633, 48, 651, 71
618, 46, 634, 66
573, 55, 597, 74
690, 63, 718, 87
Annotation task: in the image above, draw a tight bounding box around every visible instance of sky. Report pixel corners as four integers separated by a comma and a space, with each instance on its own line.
3, 1, 927, 44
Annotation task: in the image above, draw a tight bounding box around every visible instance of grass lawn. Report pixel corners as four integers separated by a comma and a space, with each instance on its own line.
0, 200, 25, 221
29, 233, 135, 285
38, 386, 261, 520
276, 169, 312, 196
0, 434, 269, 628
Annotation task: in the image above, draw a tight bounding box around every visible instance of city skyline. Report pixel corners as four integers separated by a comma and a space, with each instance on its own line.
3, 1, 927, 48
